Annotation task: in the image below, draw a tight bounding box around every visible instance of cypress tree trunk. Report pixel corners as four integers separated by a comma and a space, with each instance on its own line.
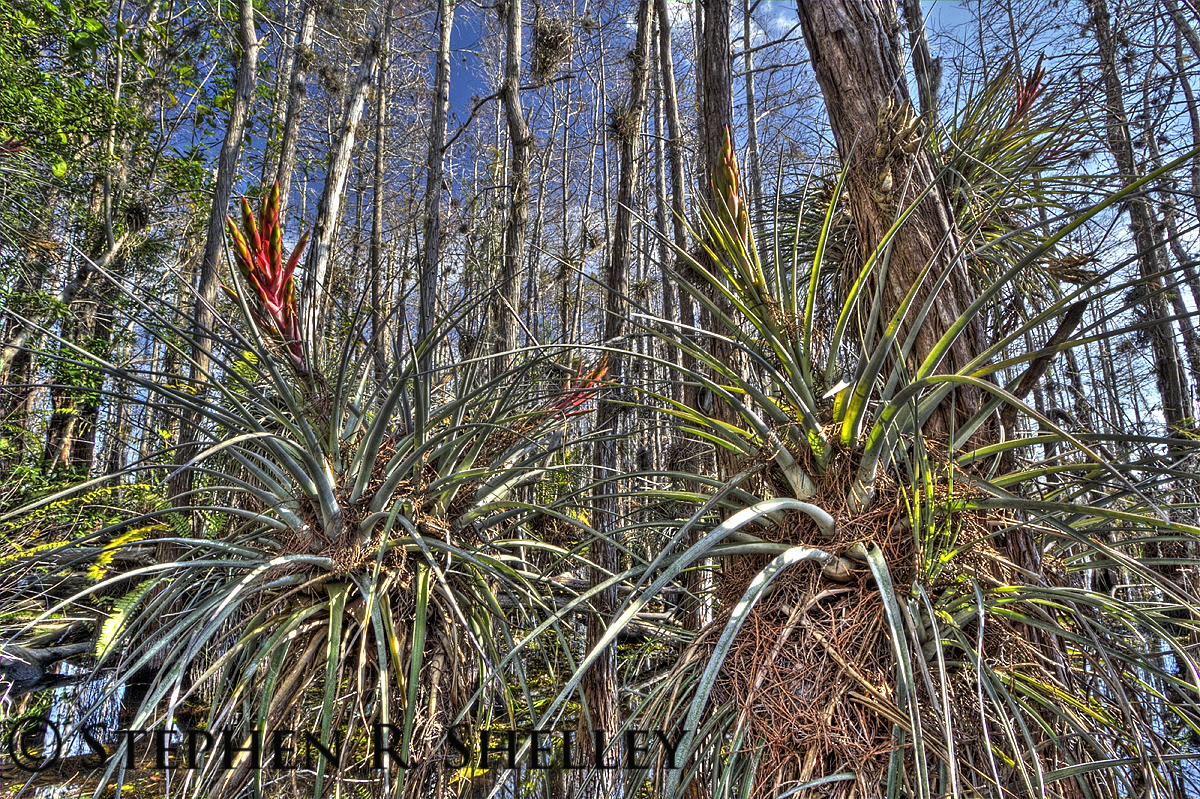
372, 0, 396, 381
741, 0, 763, 218
656, 0, 694, 396
578, 1, 653, 791
420, 0, 454, 362
796, 0, 985, 441
699, 0, 732, 202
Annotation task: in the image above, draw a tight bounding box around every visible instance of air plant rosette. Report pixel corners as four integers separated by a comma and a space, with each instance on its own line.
627, 122, 1200, 799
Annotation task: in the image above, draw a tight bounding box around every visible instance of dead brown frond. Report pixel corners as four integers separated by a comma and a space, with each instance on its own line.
1042, 250, 1100, 283
692, 460, 909, 798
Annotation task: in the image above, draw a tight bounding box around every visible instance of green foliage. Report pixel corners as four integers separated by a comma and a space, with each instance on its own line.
2, 481, 164, 537
0, 0, 124, 162
94, 578, 156, 658
50, 334, 108, 400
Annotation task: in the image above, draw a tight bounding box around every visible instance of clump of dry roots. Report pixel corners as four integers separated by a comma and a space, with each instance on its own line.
531, 8, 574, 81
676, 459, 1064, 799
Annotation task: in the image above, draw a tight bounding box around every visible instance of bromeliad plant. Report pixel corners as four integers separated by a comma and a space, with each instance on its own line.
0, 193, 607, 798
616, 111, 1200, 797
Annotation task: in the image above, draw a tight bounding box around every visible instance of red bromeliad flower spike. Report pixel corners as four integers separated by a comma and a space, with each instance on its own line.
1006, 54, 1047, 129
548, 356, 609, 415
225, 181, 311, 376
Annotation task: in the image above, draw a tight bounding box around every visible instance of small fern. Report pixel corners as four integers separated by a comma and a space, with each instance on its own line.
166, 511, 191, 538
95, 580, 158, 659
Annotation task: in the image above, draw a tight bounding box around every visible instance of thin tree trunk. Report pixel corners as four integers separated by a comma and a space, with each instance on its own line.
173, 0, 259, 501
421, 0, 454, 365
658, 0, 709, 633
557, 81, 573, 344
1160, 24, 1200, 308
1168, 12, 1200, 224
302, 36, 379, 348
371, 0, 396, 381
525, 135, 553, 341
102, 390, 131, 475
701, 0, 749, 484
495, 0, 532, 377
145, 225, 204, 473
652, 27, 679, 392
1065, 348, 1090, 431
191, 0, 259, 382
657, 0, 695, 396
275, 1, 317, 224
261, 0, 296, 187
580, 3, 654, 789
1164, 0, 1200, 64
701, 0, 733, 198
2, 189, 56, 474
1144, 98, 1200, 401
901, 0, 941, 117
741, 0, 764, 220
1091, 0, 1192, 430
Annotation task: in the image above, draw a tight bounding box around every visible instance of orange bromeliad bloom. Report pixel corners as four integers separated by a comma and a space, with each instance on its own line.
712, 126, 750, 250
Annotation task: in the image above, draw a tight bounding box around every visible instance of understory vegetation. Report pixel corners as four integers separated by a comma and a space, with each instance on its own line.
3, 1, 1200, 798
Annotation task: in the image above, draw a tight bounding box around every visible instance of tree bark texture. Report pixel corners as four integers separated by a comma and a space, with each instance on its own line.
652, 27, 679, 390
421, 0, 454, 353
700, 0, 750, 482
796, 0, 985, 439
700, 0, 733, 193
657, 0, 695, 394
371, 0, 396, 380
